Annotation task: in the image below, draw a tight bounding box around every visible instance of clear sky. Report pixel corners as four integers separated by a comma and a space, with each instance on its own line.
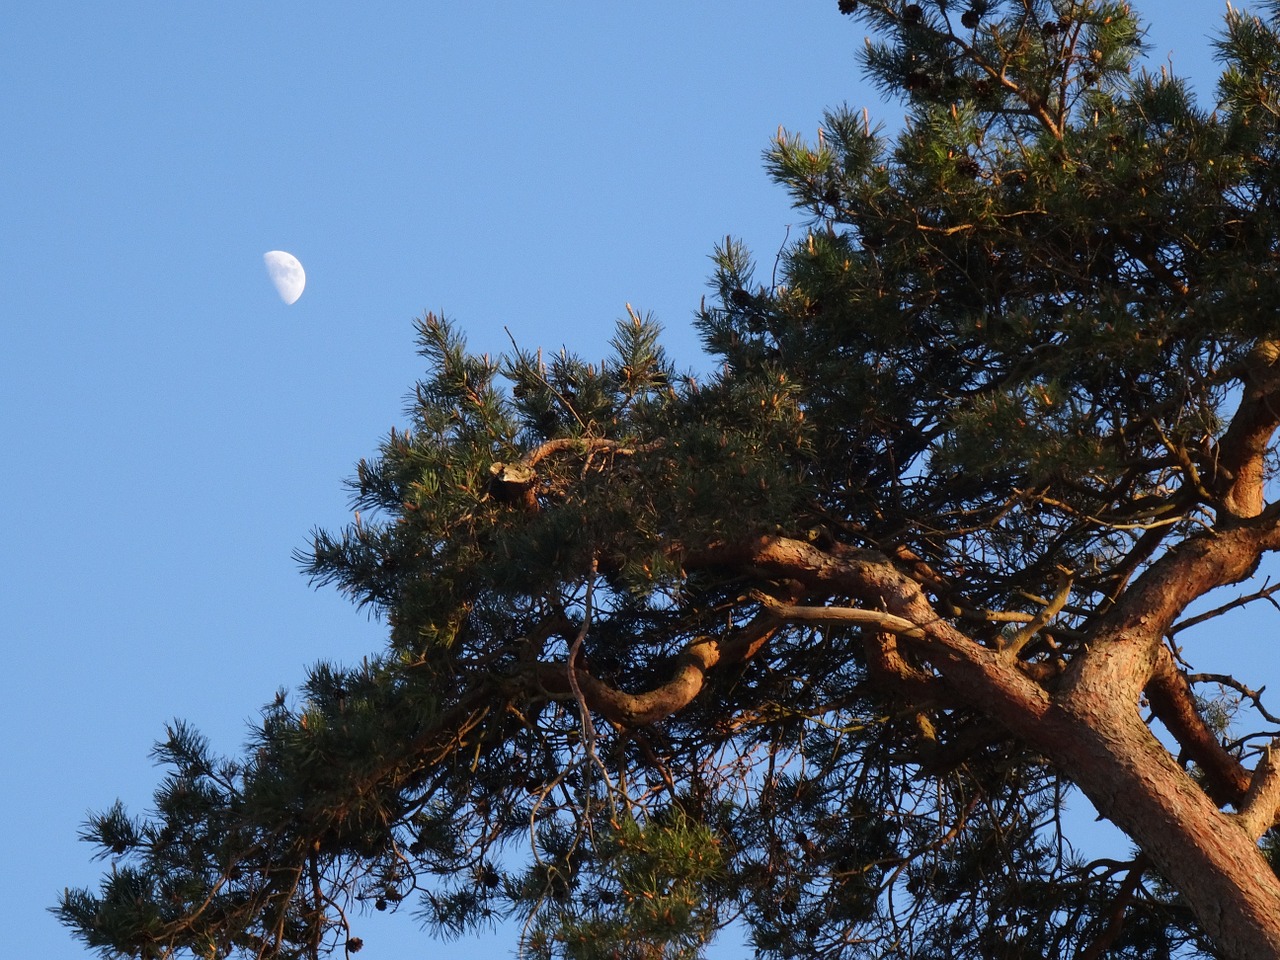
1, 2, 1255, 957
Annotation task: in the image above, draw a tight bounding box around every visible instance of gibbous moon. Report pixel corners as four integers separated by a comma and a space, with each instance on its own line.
263, 250, 305, 305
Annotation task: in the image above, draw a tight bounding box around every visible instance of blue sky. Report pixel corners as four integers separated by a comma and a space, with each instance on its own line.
1, 2, 1255, 957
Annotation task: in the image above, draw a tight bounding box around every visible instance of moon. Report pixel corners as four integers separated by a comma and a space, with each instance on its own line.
263, 250, 305, 305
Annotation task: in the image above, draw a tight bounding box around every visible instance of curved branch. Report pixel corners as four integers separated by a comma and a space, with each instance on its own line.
1185, 672, 1280, 726
1215, 340, 1280, 518
535, 614, 778, 727
489, 437, 663, 509
1068, 509, 1280, 700
692, 536, 1054, 728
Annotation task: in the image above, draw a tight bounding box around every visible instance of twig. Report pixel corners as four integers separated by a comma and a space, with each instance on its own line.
1186, 672, 1280, 725
1170, 580, 1280, 638
565, 563, 618, 819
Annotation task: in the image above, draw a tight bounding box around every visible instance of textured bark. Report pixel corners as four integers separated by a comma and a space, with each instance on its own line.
1238, 741, 1280, 839
1053, 673, 1280, 959
990, 523, 1280, 957
1146, 646, 1251, 806
1216, 340, 1280, 518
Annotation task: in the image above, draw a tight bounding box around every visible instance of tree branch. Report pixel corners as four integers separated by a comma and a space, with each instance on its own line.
752, 593, 925, 638
1000, 566, 1072, 660
1145, 646, 1252, 808
1236, 739, 1280, 839
1077, 859, 1147, 960
535, 614, 778, 727
1215, 340, 1280, 519
1067, 512, 1280, 700
693, 536, 1055, 729
753, 593, 949, 705
1185, 672, 1280, 726
523, 436, 661, 469
1170, 579, 1280, 638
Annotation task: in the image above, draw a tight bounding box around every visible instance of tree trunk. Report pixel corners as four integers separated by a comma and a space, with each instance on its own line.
721, 536, 1280, 958
1051, 676, 1280, 959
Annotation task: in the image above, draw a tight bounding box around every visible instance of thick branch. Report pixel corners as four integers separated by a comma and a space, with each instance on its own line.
693, 537, 1280, 955
1066, 513, 1280, 700
1215, 340, 1280, 518
694, 536, 1054, 729
1145, 646, 1251, 807
1237, 739, 1280, 839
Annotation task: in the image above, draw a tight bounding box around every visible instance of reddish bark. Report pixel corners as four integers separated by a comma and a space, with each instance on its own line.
1145, 646, 1251, 806
680, 530, 1280, 958
533, 510, 1280, 956
1215, 341, 1280, 518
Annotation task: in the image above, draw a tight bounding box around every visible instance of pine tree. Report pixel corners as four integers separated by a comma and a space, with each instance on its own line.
58, 2, 1280, 958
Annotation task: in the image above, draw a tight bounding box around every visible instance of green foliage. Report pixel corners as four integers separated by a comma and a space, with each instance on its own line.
59, 2, 1280, 959
518, 810, 726, 960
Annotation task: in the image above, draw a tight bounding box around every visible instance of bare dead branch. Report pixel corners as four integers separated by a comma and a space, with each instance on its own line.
1185, 672, 1280, 726
1000, 567, 1073, 660
1170, 580, 1280, 638
753, 593, 926, 639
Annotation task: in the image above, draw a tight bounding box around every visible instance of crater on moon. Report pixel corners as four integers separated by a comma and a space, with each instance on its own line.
263, 250, 305, 305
